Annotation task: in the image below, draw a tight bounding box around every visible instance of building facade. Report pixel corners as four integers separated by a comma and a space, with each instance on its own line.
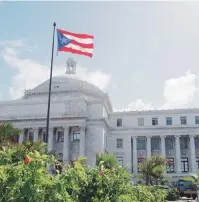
1, 58, 199, 181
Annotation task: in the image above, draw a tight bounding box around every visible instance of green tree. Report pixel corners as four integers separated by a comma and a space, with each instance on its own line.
96, 153, 118, 168
0, 122, 22, 145
0, 147, 168, 202
138, 156, 167, 185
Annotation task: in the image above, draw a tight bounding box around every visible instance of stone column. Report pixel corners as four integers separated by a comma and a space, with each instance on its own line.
190, 135, 196, 173
147, 136, 151, 158
33, 128, 39, 142
80, 125, 86, 157
47, 127, 54, 152
63, 126, 70, 163
133, 136, 138, 174
18, 129, 24, 144
125, 135, 132, 173
161, 136, 166, 157
175, 135, 181, 173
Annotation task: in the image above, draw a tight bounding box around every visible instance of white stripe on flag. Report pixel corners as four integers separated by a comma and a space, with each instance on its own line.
65, 43, 93, 54
64, 34, 94, 44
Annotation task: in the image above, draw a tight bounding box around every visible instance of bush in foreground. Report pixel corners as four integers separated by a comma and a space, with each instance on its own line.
165, 187, 180, 201
0, 145, 167, 202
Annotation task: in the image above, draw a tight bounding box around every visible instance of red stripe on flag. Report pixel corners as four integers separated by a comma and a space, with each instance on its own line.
59, 47, 93, 58
58, 29, 94, 39
70, 40, 94, 49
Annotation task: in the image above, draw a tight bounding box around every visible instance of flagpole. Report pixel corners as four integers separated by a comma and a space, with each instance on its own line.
45, 22, 56, 144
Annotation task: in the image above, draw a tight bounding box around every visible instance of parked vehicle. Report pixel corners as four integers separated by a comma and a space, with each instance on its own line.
175, 178, 197, 200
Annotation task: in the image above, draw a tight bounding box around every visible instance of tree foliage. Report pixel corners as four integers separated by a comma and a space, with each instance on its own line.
96, 153, 118, 168
137, 156, 167, 185
0, 122, 22, 145
0, 146, 167, 202
0, 124, 167, 201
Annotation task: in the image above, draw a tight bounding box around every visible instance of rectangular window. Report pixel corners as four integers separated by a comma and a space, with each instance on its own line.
166, 117, 172, 125
29, 132, 34, 142
152, 118, 158, 126
117, 138, 123, 148
137, 139, 146, 150
166, 158, 174, 173
181, 116, 187, 125
43, 131, 47, 143
196, 157, 199, 169
72, 132, 80, 142
180, 137, 188, 149
117, 119, 122, 127
195, 137, 199, 149
138, 118, 144, 126
151, 138, 160, 150
181, 157, 189, 172
165, 138, 174, 150
195, 116, 199, 124
117, 156, 123, 167
57, 131, 64, 142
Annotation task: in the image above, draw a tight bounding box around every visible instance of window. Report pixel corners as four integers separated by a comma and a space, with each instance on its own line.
195, 137, 199, 149
57, 131, 64, 142
181, 157, 189, 172
137, 139, 146, 150
117, 156, 123, 167
196, 158, 199, 169
180, 116, 187, 125
117, 119, 122, 127
138, 118, 144, 126
29, 132, 34, 142
43, 131, 47, 143
72, 132, 80, 142
166, 158, 174, 173
166, 117, 172, 125
180, 137, 188, 149
195, 116, 199, 124
166, 138, 174, 150
151, 138, 160, 150
117, 138, 123, 148
152, 118, 158, 126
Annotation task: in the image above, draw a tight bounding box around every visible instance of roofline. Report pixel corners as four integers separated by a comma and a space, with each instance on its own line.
110, 108, 199, 116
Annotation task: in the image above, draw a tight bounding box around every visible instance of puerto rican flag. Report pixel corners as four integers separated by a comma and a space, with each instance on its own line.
57, 28, 94, 58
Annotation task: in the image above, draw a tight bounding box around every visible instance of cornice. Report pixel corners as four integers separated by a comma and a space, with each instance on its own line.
0, 116, 88, 123
109, 125, 199, 132
110, 108, 199, 116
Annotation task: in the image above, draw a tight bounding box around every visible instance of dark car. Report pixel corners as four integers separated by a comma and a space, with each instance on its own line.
175, 179, 197, 200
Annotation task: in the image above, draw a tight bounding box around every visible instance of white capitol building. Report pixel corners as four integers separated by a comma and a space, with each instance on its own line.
1, 58, 199, 181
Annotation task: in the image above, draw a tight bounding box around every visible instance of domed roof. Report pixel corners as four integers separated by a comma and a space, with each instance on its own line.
23, 58, 113, 112
25, 74, 105, 96
33, 74, 104, 94
30, 58, 105, 95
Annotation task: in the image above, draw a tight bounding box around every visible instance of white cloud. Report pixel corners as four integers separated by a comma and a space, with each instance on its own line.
115, 70, 199, 112
161, 70, 198, 109
0, 40, 25, 48
114, 99, 154, 112
128, 99, 154, 111
1, 40, 112, 99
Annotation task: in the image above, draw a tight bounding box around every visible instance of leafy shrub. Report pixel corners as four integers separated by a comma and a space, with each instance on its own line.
0, 144, 168, 202
165, 187, 180, 201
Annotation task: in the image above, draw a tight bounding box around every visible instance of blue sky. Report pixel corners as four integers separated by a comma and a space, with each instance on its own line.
1, 2, 199, 110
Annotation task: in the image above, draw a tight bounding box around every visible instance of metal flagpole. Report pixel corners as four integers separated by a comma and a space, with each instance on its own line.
45, 22, 56, 144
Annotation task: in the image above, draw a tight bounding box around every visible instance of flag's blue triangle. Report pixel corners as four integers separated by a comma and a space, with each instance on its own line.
57, 29, 72, 51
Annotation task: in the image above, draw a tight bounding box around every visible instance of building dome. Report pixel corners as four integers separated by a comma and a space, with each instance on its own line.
32, 73, 104, 94
24, 58, 106, 98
